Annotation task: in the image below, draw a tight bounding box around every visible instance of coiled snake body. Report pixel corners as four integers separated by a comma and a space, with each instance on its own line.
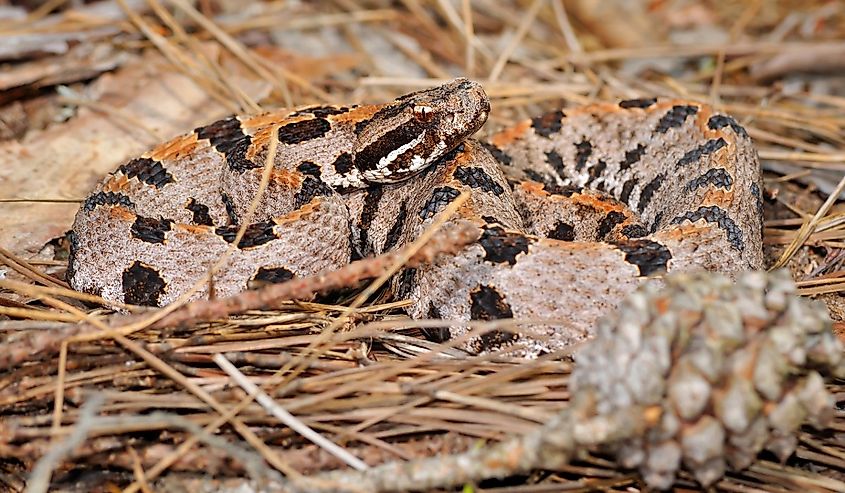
68, 79, 763, 356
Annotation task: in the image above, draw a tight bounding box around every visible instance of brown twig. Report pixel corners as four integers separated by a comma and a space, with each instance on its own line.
302, 404, 653, 492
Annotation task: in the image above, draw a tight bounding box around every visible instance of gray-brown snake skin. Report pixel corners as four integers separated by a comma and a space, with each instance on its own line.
68, 79, 763, 356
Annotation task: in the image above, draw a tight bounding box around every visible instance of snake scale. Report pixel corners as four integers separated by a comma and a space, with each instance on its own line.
68, 79, 763, 356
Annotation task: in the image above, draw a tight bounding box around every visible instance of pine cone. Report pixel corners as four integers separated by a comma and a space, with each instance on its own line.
571, 270, 843, 489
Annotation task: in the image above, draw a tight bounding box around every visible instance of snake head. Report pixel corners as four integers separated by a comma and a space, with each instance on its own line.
353, 78, 490, 184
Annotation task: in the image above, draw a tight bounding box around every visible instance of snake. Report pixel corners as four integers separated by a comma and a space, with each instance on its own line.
67, 78, 763, 356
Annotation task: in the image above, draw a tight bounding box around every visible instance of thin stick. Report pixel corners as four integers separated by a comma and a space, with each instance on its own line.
0, 278, 139, 313
461, 0, 475, 74
166, 0, 296, 107
50, 341, 69, 434
304, 406, 656, 492
114, 0, 241, 115
0, 245, 69, 290
0, 305, 82, 322
127, 447, 153, 493
758, 150, 845, 163
26, 394, 105, 493
487, 0, 544, 82
771, 173, 845, 269
214, 353, 369, 471
145, 0, 261, 113
551, 0, 582, 54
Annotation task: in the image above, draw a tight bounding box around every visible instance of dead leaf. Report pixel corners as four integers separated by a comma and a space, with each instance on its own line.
0, 48, 270, 257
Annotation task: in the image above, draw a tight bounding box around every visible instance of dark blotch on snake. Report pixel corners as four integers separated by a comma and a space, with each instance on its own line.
291, 106, 349, 118
548, 221, 576, 241
195, 116, 259, 172
678, 138, 727, 167
685, 168, 733, 192
637, 173, 665, 213
332, 152, 354, 176
393, 268, 418, 301
621, 224, 648, 238
670, 205, 745, 251
215, 221, 278, 249
478, 226, 531, 265
298, 161, 321, 177
480, 141, 513, 166
585, 160, 607, 187
531, 110, 565, 138
221, 192, 238, 224
130, 216, 172, 244
614, 239, 672, 276
186, 198, 214, 226
545, 150, 566, 180
279, 118, 332, 145
293, 176, 334, 209
619, 178, 638, 204
470, 284, 514, 320
620, 144, 646, 171
656, 105, 698, 133
65, 231, 80, 286
118, 158, 174, 188
422, 302, 451, 343
649, 211, 665, 234
750, 182, 764, 216
477, 330, 518, 352
469, 285, 517, 352
382, 202, 408, 251
419, 186, 461, 220
574, 141, 593, 171
122, 261, 166, 306
544, 184, 582, 197
195, 116, 241, 148
82, 191, 133, 213
454, 166, 504, 195
596, 211, 627, 240
252, 266, 295, 284
707, 114, 749, 138
619, 98, 657, 109
357, 185, 384, 254
523, 169, 556, 187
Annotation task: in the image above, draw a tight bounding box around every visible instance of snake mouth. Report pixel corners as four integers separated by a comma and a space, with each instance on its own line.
460, 79, 491, 128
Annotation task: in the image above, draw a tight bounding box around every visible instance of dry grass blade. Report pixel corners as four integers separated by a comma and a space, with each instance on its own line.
144, 0, 261, 113
0, 246, 68, 290
487, 0, 544, 82
771, 174, 845, 269
26, 394, 105, 493
213, 353, 369, 471
0, 278, 139, 312
166, 0, 297, 106
114, 0, 242, 115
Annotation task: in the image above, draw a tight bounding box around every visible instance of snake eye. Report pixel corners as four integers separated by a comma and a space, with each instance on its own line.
413, 105, 434, 122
